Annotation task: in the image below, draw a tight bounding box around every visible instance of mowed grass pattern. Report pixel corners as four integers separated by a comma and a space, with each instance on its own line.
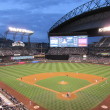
0, 63, 110, 110
36, 76, 90, 92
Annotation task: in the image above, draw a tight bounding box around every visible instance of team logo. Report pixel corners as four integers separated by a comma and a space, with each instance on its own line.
12, 41, 25, 47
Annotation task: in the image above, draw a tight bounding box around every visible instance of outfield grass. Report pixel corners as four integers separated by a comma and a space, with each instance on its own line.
36, 76, 90, 92
0, 63, 110, 110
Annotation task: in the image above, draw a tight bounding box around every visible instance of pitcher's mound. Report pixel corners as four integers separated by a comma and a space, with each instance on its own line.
58, 81, 68, 85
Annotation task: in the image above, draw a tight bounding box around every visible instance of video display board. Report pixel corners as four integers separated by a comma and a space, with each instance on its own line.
11, 56, 34, 60
50, 36, 88, 47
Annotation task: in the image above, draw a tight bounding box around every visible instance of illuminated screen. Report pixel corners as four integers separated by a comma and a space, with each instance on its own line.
11, 56, 34, 60
50, 36, 88, 47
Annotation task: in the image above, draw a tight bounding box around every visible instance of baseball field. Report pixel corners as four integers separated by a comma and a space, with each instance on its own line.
0, 62, 110, 110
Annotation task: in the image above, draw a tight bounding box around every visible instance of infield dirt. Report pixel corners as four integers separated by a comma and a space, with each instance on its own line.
18, 72, 106, 100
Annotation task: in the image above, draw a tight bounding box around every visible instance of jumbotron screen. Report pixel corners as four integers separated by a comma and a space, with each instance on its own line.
50, 36, 88, 47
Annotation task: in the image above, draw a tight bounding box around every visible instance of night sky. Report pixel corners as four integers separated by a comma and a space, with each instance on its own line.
0, 0, 92, 43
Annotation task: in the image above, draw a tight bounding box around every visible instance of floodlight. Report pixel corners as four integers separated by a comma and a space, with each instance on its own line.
99, 26, 110, 32
8, 27, 34, 34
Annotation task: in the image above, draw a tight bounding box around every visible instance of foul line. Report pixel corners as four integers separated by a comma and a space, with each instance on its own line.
33, 84, 61, 94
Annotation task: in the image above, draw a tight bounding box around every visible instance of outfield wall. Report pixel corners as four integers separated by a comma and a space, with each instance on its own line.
0, 60, 110, 67
45, 55, 69, 60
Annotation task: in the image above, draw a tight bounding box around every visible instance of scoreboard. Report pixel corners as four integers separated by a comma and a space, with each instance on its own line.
50, 36, 88, 47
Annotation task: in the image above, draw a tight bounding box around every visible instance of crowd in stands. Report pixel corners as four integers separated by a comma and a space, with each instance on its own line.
69, 55, 83, 62
87, 55, 110, 64
47, 47, 87, 55
0, 48, 40, 56
0, 88, 28, 110
94, 37, 110, 47
69, 55, 110, 64
89, 47, 110, 55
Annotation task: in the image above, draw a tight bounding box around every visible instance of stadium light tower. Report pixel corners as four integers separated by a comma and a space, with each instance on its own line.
99, 26, 110, 32
4, 27, 34, 47
8, 27, 34, 34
